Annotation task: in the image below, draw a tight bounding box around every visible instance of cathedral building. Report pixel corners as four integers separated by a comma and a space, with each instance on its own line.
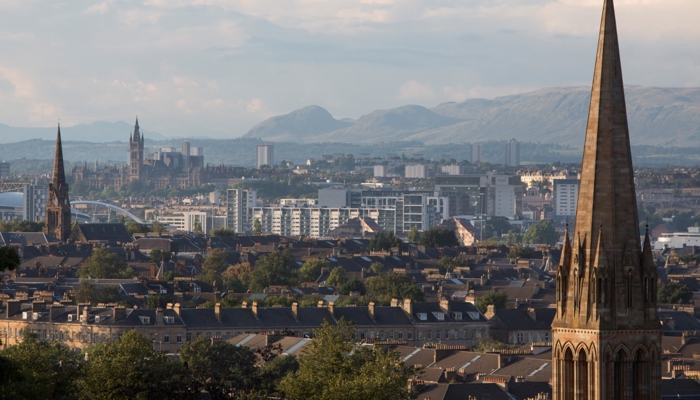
551, 0, 661, 399
72, 118, 206, 190
45, 125, 72, 241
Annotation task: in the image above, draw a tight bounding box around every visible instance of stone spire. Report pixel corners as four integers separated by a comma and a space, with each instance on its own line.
45, 124, 72, 241
52, 124, 67, 186
551, 2, 661, 398
133, 117, 141, 142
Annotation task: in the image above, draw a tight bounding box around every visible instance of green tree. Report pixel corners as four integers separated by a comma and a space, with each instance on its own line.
125, 221, 148, 235
326, 266, 347, 287
436, 256, 469, 273
223, 262, 252, 293
475, 291, 508, 313
367, 231, 402, 252
507, 245, 533, 259
248, 251, 297, 292
483, 219, 513, 240
419, 227, 459, 248
253, 219, 262, 235
200, 249, 230, 288
78, 247, 136, 279
148, 249, 172, 264
211, 227, 236, 237
523, 219, 559, 246
256, 355, 299, 397
150, 221, 165, 235
339, 277, 367, 295
80, 330, 190, 400
299, 259, 330, 282
407, 226, 420, 243
179, 337, 258, 399
279, 319, 415, 400
658, 282, 693, 304
1, 332, 82, 400
364, 273, 424, 302
0, 246, 21, 274
369, 261, 386, 276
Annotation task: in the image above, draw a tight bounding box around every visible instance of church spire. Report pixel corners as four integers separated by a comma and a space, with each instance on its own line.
52, 124, 67, 186
552, 1, 661, 398
133, 116, 141, 142
45, 123, 72, 242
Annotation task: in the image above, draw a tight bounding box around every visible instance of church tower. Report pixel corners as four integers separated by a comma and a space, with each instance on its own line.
551, 0, 661, 399
45, 124, 72, 241
129, 117, 144, 182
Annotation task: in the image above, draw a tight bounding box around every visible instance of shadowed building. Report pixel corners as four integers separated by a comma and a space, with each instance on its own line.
551, 0, 661, 399
45, 125, 72, 242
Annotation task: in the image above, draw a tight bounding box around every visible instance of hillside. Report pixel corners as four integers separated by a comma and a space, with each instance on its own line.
0, 121, 167, 143
243, 106, 352, 142
243, 86, 700, 147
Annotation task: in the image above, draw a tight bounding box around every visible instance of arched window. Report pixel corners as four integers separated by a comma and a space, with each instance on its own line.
563, 348, 574, 400
577, 348, 589, 400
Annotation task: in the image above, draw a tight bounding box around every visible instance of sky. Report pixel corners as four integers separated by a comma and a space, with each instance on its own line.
0, 0, 698, 139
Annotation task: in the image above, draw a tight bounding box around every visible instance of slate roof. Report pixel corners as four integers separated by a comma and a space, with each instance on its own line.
508, 382, 553, 400
662, 379, 700, 399
0, 232, 59, 246
492, 308, 552, 331
411, 301, 487, 323
72, 223, 133, 244
658, 310, 700, 334
442, 383, 511, 400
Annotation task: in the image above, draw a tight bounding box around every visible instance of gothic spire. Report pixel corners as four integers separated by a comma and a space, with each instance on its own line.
574, 0, 640, 276
133, 116, 141, 141
52, 124, 67, 186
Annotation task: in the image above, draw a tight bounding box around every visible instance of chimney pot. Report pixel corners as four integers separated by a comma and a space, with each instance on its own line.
292, 302, 299, 321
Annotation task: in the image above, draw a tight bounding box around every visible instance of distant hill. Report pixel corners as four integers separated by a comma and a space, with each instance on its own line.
243, 106, 352, 142
0, 121, 167, 144
243, 86, 700, 147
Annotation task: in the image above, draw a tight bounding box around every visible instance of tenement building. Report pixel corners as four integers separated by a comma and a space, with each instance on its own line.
0, 299, 489, 353
551, 0, 661, 399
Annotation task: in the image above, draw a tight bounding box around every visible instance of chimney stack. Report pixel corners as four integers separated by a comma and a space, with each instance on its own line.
403, 299, 413, 315
173, 303, 181, 316
328, 301, 335, 317
317, 300, 325, 308
251, 301, 259, 319
439, 299, 450, 313
113, 307, 126, 322
391, 298, 399, 307
156, 308, 164, 325
49, 305, 65, 322
485, 305, 496, 320
215, 302, 222, 323
368, 302, 376, 322
292, 302, 299, 321
242, 301, 247, 309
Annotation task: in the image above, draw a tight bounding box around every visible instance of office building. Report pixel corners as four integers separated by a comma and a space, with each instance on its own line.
405, 165, 428, 179
470, 143, 482, 164
434, 172, 522, 219
373, 165, 387, 178
226, 189, 257, 234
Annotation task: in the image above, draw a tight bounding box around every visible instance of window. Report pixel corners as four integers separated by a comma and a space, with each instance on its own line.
186, 333, 192, 342
206, 332, 211, 339
544, 332, 550, 342
360, 331, 365, 340
164, 334, 170, 344
407, 331, 413, 340
176, 334, 183, 343
225, 332, 231, 339
436, 331, 441, 340
398, 331, 403, 340
516, 333, 524, 344
427, 331, 432, 340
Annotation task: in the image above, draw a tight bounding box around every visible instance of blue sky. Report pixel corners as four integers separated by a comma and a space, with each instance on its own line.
0, 0, 697, 138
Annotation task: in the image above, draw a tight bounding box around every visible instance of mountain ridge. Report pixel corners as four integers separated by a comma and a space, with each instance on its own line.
243, 86, 700, 147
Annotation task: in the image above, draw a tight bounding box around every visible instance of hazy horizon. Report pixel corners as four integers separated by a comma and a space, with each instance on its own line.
0, 0, 697, 138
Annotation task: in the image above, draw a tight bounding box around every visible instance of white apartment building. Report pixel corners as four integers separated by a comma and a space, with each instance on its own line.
146, 211, 212, 233
226, 189, 257, 233
471, 143, 483, 164
441, 165, 465, 175
553, 179, 579, 217
256, 144, 274, 168
405, 165, 429, 179
236, 189, 447, 237
374, 165, 387, 178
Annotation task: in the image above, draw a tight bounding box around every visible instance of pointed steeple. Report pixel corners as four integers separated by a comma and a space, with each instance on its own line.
133, 116, 141, 142
52, 124, 67, 186
575, 0, 639, 267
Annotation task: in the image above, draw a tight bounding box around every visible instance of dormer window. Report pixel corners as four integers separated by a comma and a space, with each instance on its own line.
416, 313, 428, 321
139, 316, 151, 324
451, 312, 463, 321
431, 312, 445, 321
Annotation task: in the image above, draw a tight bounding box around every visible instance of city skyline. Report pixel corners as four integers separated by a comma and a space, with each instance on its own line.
0, 0, 697, 139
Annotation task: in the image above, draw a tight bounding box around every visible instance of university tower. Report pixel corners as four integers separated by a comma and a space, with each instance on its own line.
551, 0, 662, 399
